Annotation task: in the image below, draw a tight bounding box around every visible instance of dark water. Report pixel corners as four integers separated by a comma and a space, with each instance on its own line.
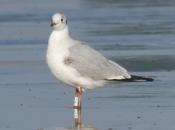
0, 0, 175, 130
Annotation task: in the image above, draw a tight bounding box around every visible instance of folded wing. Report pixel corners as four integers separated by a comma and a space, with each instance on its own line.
68, 43, 131, 81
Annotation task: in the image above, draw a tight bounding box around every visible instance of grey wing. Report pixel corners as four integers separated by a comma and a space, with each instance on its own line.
68, 43, 131, 80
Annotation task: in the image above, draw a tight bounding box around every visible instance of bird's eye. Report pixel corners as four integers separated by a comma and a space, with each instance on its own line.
61, 18, 63, 22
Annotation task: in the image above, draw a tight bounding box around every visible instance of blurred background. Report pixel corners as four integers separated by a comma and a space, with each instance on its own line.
0, 0, 175, 130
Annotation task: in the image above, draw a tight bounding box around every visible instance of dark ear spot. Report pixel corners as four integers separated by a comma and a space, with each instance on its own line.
64, 57, 74, 65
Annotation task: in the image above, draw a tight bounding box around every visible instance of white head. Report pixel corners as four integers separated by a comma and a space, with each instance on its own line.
50, 13, 68, 31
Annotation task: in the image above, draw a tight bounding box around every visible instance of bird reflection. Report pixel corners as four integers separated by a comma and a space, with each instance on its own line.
46, 108, 98, 130
74, 108, 83, 128
71, 108, 98, 130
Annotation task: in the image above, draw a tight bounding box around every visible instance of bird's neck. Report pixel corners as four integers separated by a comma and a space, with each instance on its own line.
48, 26, 73, 53
51, 26, 70, 40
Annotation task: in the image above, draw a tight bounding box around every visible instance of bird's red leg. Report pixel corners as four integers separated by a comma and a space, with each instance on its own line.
79, 87, 83, 109
73, 87, 83, 110
74, 88, 79, 109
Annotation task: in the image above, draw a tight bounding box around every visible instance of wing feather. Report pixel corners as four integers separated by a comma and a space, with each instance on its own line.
68, 44, 130, 80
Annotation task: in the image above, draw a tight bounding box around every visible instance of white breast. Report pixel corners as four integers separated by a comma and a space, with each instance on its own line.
47, 50, 75, 86
46, 32, 76, 86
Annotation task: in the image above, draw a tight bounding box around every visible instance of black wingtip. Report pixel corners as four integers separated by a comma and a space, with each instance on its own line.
106, 75, 154, 82
130, 75, 154, 82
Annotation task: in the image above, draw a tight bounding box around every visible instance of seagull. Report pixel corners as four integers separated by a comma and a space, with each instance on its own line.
47, 13, 153, 109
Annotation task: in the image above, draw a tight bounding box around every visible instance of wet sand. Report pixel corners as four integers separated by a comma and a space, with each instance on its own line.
0, 0, 175, 130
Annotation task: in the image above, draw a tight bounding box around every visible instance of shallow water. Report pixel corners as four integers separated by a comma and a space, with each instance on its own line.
0, 0, 175, 130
